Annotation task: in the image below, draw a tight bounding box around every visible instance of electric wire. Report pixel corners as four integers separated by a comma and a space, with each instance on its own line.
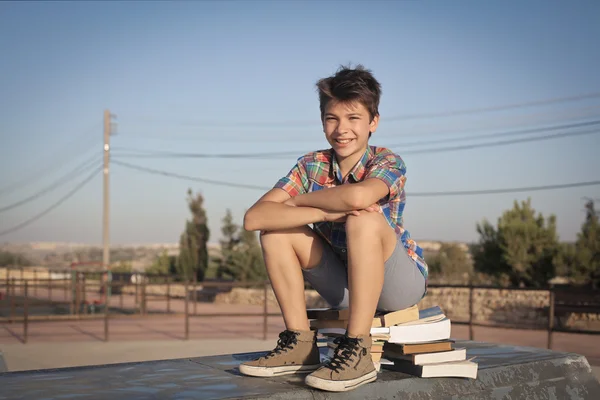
111, 123, 600, 160
0, 167, 102, 238
113, 159, 600, 196
0, 155, 102, 213
0, 124, 101, 197
112, 160, 273, 191
129, 91, 600, 128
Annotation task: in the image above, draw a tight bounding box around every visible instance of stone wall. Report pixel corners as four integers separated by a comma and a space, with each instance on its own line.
211, 286, 599, 330
213, 287, 329, 309
2, 267, 596, 330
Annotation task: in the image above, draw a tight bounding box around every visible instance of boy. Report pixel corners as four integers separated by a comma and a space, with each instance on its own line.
239, 65, 428, 392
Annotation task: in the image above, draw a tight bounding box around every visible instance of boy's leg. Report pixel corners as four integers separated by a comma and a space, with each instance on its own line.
377, 240, 426, 312
259, 226, 325, 331
239, 225, 328, 377
344, 211, 398, 336
305, 212, 397, 392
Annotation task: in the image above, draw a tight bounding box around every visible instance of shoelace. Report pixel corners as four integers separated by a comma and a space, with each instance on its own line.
263, 330, 298, 359
325, 335, 367, 373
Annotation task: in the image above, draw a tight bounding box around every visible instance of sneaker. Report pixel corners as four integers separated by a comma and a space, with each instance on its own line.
305, 333, 377, 392
238, 329, 321, 377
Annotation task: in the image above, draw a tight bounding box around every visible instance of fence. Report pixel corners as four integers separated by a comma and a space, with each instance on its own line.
0, 267, 281, 343
1, 267, 598, 347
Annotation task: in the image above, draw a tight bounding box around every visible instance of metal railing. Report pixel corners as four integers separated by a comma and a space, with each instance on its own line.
1, 268, 598, 347
0, 269, 280, 343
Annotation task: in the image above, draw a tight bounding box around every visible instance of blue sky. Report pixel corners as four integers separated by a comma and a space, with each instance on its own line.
1, 0, 599, 245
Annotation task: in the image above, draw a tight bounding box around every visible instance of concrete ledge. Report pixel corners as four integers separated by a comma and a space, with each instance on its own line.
0, 352, 7, 373
1, 341, 599, 399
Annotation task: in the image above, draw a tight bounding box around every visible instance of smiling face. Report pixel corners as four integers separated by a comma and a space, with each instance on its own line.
322, 99, 379, 167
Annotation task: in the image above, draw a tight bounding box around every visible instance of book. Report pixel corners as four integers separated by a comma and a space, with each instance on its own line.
380, 304, 420, 327
312, 304, 475, 379
388, 348, 467, 365
370, 317, 451, 344
385, 358, 478, 379
383, 340, 455, 355
307, 304, 420, 327
315, 308, 448, 341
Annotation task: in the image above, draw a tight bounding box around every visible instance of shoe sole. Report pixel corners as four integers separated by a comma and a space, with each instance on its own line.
305, 370, 378, 392
239, 363, 321, 377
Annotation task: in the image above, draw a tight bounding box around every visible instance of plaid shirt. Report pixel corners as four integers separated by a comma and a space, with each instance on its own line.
274, 145, 428, 287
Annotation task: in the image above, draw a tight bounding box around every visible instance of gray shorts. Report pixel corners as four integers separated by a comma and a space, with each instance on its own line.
302, 238, 426, 313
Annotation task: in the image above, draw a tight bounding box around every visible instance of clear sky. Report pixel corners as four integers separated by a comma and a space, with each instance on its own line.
1, 0, 599, 246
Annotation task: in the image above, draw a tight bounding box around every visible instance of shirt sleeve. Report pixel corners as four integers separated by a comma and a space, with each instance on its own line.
363, 152, 407, 200
273, 158, 309, 197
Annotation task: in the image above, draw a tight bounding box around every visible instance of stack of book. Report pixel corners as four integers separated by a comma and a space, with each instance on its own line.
307, 305, 478, 379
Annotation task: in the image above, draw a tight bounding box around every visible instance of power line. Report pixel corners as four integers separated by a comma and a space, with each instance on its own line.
410, 181, 600, 197
119, 105, 600, 143
386, 92, 600, 121
0, 167, 102, 238
395, 127, 599, 155
113, 159, 600, 197
0, 124, 101, 197
0, 155, 102, 213
113, 117, 600, 150
112, 160, 273, 191
111, 123, 600, 160
385, 119, 600, 148
129, 91, 600, 128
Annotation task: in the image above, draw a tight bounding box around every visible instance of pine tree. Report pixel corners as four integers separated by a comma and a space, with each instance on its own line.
472, 220, 512, 285
474, 198, 559, 287
146, 250, 174, 275
573, 200, 600, 287
216, 210, 266, 282
220, 209, 239, 252
177, 189, 210, 281
428, 243, 473, 284
216, 209, 239, 279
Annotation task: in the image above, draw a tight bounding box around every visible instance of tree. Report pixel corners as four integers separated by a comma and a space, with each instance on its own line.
0, 251, 31, 267
553, 242, 577, 279
567, 200, 600, 287
146, 250, 177, 276
473, 198, 559, 287
472, 220, 512, 285
216, 210, 267, 282
427, 243, 473, 284
220, 209, 239, 253
111, 261, 133, 274
177, 189, 210, 281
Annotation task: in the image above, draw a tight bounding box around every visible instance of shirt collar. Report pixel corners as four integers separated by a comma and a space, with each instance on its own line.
331, 146, 373, 183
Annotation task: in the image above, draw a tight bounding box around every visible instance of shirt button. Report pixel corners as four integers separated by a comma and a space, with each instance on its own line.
341, 249, 346, 253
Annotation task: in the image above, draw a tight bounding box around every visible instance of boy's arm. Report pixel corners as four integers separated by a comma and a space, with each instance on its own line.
244, 188, 353, 231
288, 178, 390, 211
290, 153, 407, 211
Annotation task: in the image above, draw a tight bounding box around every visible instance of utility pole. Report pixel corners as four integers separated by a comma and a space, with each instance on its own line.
103, 109, 116, 312
103, 110, 111, 273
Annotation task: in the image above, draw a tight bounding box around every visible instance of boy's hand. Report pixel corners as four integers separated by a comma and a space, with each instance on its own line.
363, 203, 383, 213
323, 209, 360, 223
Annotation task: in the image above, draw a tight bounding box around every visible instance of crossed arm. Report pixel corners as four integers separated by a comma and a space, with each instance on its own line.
243, 178, 389, 232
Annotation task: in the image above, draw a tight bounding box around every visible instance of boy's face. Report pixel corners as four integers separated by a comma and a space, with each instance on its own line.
322, 100, 379, 161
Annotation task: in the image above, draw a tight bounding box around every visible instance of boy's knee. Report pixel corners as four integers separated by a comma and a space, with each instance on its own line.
259, 226, 312, 246
345, 212, 386, 237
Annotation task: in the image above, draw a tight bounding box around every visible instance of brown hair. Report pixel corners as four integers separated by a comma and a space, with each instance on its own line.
316, 64, 382, 123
